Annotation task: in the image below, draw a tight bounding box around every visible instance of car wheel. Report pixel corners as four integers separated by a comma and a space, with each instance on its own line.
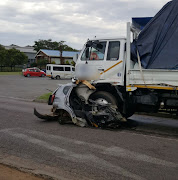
41, 74, 45, 77
27, 74, 30, 77
56, 75, 60, 80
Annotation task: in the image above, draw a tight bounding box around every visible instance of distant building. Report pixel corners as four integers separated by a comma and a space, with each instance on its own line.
4, 44, 36, 66
35, 49, 79, 64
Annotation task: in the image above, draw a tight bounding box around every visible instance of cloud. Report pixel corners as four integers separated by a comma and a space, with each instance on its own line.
0, 0, 170, 49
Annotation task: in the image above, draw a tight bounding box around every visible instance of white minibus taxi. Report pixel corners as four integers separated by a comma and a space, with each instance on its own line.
46, 64, 75, 79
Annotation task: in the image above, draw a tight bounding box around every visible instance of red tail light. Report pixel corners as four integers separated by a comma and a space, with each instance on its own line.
48, 94, 55, 105
51, 94, 55, 103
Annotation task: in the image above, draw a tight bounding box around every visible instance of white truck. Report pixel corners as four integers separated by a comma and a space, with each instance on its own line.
34, 1, 178, 128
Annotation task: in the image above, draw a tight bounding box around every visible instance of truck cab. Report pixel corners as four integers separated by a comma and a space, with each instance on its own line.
75, 38, 126, 86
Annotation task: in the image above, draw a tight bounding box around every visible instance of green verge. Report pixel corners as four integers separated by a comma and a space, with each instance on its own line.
34, 92, 52, 103
0, 72, 22, 75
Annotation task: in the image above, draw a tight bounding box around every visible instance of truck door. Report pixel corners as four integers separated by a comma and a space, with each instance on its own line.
103, 40, 125, 84
80, 41, 106, 79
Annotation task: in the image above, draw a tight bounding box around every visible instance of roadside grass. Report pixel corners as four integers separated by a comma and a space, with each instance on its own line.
34, 92, 51, 103
0, 72, 22, 75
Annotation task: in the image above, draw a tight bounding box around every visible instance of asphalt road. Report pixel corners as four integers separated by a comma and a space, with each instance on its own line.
0, 75, 70, 100
0, 75, 178, 180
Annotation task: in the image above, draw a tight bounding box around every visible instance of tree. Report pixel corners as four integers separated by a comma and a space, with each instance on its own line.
5, 48, 28, 71
37, 58, 48, 69
0, 45, 28, 71
33, 39, 78, 52
31, 62, 37, 67
65, 60, 70, 65
71, 61, 76, 66
15, 52, 28, 66
59, 41, 65, 65
0, 45, 6, 71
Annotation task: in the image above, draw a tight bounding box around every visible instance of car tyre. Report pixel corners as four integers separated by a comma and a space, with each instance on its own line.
56, 75, 60, 80
41, 74, 45, 77
27, 74, 30, 77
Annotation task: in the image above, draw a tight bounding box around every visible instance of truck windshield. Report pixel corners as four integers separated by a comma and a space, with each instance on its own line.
81, 41, 106, 61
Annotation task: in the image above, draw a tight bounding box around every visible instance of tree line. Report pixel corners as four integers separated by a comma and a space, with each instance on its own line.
33, 39, 78, 52
0, 45, 28, 71
0, 39, 78, 71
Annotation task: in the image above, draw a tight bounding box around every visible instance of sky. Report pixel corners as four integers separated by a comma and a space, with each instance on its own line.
0, 0, 170, 50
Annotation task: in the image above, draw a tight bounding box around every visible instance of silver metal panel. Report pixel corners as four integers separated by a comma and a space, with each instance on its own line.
129, 69, 178, 86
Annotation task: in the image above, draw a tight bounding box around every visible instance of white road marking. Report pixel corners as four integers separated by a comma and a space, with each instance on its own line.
119, 131, 178, 142
1, 128, 145, 180
23, 128, 178, 168
0, 95, 33, 102
103, 147, 177, 167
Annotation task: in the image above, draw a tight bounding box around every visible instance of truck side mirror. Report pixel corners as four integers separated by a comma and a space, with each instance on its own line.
86, 48, 89, 59
86, 41, 92, 47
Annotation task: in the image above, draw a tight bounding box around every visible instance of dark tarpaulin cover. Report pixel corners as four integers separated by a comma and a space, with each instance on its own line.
131, 0, 178, 69
132, 17, 152, 31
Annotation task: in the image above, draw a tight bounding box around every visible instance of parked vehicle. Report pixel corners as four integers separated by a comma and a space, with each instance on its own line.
23, 67, 46, 77
46, 64, 75, 79
35, 0, 178, 128
41, 69, 46, 73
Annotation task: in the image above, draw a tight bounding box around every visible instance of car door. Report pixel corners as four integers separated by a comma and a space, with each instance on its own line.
32, 69, 39, 76
29, 69, 35, 76
35, 69, 41, 76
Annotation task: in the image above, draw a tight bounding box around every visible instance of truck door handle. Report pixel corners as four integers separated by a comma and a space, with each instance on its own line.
98, 69, 104, 71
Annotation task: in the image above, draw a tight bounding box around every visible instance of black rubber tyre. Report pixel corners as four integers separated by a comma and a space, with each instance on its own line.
26, 74, 30, 77
41, 74, 45, 77
89, 91, 117, 106
58, 117, 65, 125
56, 75, 60, 80
90, 91, 134, 118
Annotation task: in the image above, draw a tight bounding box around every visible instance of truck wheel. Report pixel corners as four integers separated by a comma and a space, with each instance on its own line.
89, 91, 117, 106
56, 75, 60, 80
90, 91, 134, 118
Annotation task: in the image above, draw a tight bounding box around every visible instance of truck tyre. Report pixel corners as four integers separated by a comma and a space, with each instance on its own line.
90, 91, 134, 118
89, 91, 117, 106
56, 75, 60, 80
